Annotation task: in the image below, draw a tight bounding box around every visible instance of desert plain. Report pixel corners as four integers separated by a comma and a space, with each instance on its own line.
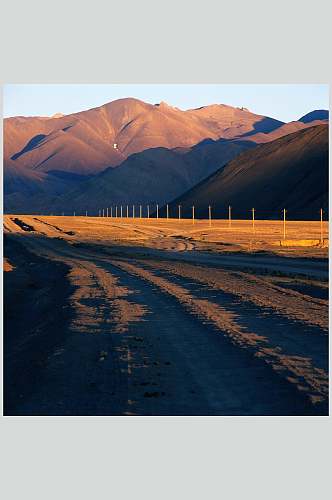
3, 215, 329, 416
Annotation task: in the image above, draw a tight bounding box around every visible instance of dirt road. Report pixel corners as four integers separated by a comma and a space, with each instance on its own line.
97, 244, 328, 280
3, 216, 329, 415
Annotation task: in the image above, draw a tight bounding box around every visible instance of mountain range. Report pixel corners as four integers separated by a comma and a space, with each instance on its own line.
3, 98, 328, 216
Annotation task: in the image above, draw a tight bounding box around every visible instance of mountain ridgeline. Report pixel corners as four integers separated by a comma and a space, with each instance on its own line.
3, 97, 329, 218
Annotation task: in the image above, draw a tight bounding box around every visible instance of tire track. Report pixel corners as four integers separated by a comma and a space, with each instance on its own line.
110, 259, 328, 408
136, 260, 328, 331
8, 235, 148, 415
6, 233, 328, 415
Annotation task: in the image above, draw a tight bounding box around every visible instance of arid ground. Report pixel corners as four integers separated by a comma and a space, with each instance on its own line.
3, 215, 329, 416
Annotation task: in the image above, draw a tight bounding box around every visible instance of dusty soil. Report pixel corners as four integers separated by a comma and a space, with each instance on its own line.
3, 215, 329, 415
3, 236, 73, 415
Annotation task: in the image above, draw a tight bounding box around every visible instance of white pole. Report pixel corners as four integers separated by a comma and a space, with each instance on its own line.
166, 204, 169, 219
178, 205, 181, 220
228, 206, 231, 228
208, 205, 211, 227
283, 208, 286, 240
156, 204, 159, 219
132, 205, 135, 218
120, 205, 123, 218
320, 208, 323, 244
140, 205, 142, 218
147, 205, 150, 218
192, 205, 195, 225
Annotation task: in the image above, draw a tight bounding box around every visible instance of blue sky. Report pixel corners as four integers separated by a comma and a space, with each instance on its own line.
3, 84, 329, 122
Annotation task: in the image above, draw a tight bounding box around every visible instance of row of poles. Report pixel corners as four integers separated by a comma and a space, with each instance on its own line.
65, 205, 326, 243
97, 204, 174, 220
94, 203, 226, 224
94, 204, 252, 223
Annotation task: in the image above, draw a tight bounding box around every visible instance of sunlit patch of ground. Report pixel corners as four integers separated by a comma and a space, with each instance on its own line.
136, 260, 328, 330
68, 261, 146, 335
4, 215, 328, 258
3, 257, 15, 272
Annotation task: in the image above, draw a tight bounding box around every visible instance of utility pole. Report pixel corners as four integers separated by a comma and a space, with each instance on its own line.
178, 205, 181, 220
252, 208, 255, 233
283, 208, 286, 240
156, 204, 159, 219
192, 205, 195, 225
320, 208, 323, 245
208, 205, 212, 227
166, 204, 169, 219
228, 206, 232, 228
147, 205, 150, 218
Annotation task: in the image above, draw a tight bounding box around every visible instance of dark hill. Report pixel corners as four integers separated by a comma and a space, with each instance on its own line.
50, 139, 257, 214
299, 110, 329, 123
170, 125, 328, 220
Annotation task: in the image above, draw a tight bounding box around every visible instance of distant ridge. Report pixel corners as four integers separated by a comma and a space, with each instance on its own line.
299, 110, 329, 123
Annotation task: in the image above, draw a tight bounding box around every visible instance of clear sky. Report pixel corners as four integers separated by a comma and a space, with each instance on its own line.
3, 84, 329, 122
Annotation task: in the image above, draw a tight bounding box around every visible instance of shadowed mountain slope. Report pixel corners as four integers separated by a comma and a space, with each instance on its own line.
299, 110, 329, 123
4, 163, 88, 214
170, 125, 328, 220
46, 139, 257, 214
